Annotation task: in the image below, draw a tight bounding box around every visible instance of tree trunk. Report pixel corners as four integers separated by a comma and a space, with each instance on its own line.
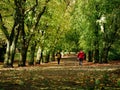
4, 36, 19, 67
4, 22, 20, 68
44, 55, 49, 63
51, 51, 55, 61
0, 42, 6, 62
40, 51, 43, 64
16, 0, 26, 67
88, 50, 92, 62
18, 34, 31, 67
93, 23, 99, 63
36, 47, 41, 64
102, 46, 110, 63
18, 46, 28, 66
94, 49, 99, 63
4, 41, 12, 67
42, 50, 50, 63
28, 42, 37, 65
36, 47, 44, 64
45, 51, 50, 63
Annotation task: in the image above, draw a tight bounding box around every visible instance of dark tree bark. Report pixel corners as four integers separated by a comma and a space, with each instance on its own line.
93, 22, 99, 63
28, 42, 37, 65
88, 50, 93, 62
51, 50, 55, 61
94, 49, 99, 63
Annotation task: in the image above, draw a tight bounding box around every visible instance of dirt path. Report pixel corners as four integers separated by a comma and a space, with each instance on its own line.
0, 55, 120, 90
39, 55, 120, 71
40, 55, 120, 67
0, 55, 120, 71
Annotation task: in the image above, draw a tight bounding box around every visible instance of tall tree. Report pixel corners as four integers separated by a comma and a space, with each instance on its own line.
71, 0, 120, 63
0, 0, 25, 67
26, 0, 50, 66
98, 0, 120, 63
35, 0, 75, 63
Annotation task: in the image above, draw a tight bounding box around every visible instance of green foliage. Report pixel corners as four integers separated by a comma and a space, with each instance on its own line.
0, 0, 14, 31
109, 47, 120, 60
95, 79, 100, 85
117, 79, 120, 87
71, 0, 120, 61
71, 0, 96, 52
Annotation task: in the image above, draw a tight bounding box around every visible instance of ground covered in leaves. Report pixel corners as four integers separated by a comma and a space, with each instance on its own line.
0, 56, 120, 90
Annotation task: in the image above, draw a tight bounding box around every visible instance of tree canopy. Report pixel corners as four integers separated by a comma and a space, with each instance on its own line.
0, 0, 120, 66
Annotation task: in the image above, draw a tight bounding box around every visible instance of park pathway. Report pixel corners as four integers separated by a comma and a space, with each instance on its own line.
0, 55, 120, 71
39, 55, 120, 71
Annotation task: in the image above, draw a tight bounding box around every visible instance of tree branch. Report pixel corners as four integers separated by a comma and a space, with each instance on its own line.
0, 14, 10, 40
34, 0, 50, 29
25, 0, 38, 15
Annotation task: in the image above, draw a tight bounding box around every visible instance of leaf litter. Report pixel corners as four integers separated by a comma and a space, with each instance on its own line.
0, 56, 120, 90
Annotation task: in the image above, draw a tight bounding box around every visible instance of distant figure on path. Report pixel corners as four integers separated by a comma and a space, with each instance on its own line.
77, 50, 85, 65
56, 50, 61, 64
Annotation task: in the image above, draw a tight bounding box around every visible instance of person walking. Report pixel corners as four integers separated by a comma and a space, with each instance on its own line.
77, 50, 85, 65
56, 50, 61, 64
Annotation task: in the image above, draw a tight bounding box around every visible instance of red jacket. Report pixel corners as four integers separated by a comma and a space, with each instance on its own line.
77, 51, 85, 59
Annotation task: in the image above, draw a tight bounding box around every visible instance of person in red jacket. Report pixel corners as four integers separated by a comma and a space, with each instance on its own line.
77, 50, 85, 65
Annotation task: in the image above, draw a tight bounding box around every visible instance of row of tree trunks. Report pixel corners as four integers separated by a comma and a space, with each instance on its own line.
26, 0, 51, 66
87, 49, 109, 63
87, 18, 108, 63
